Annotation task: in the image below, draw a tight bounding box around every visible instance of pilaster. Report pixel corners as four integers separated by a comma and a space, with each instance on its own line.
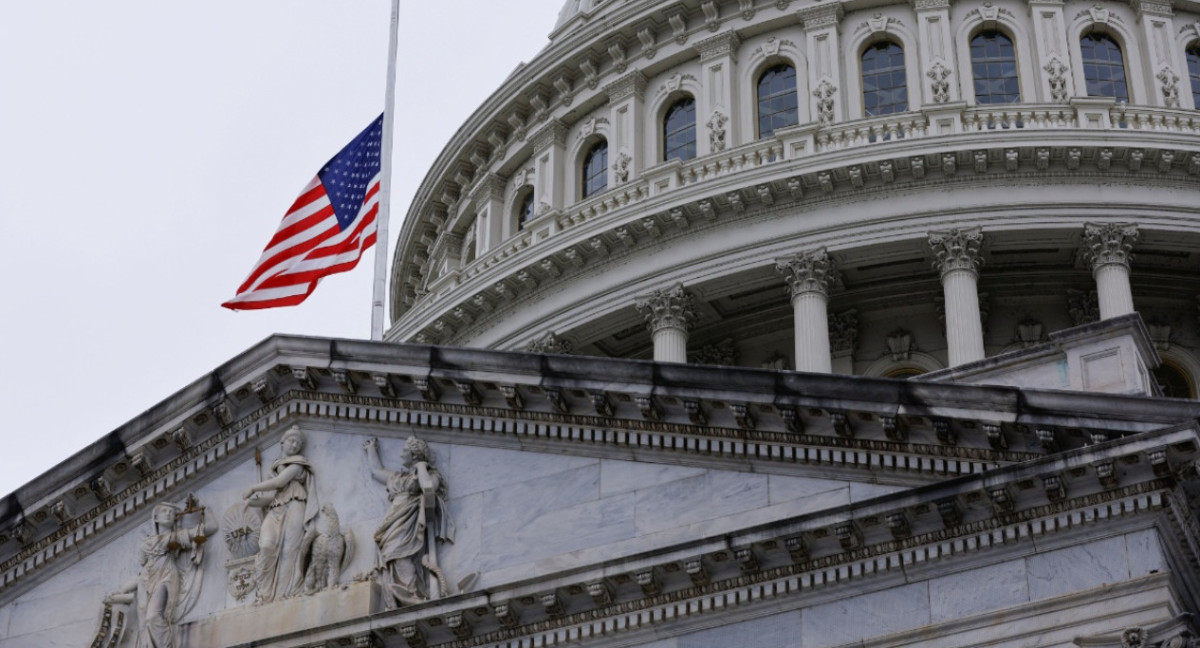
1026, 0, 1074, 103
929, 228, 985, 366
799, 5, 845, 124
635, 283, 697, 363
604, 72, 648, 187
469, 174, 507, 254
531, 119, 568, 214
1130, 0, 1184, 108
911, 0, 960, 106
1082, 223, 1138, 319
693, 32, 741, 153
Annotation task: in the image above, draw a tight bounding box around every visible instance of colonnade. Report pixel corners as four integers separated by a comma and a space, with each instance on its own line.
633, 223, 1140, 370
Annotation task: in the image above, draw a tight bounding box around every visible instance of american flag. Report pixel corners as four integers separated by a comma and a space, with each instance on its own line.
222, 114, 384, 310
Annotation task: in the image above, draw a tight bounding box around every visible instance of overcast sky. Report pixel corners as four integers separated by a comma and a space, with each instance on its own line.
0, 0, 565, 496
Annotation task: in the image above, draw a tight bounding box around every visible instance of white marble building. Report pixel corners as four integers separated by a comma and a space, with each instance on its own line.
4, 0, 1200, 647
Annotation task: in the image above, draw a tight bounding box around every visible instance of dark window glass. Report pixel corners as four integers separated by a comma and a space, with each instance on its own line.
757, 64, 798, 137
1154, 362, 1194, 398
582, 140, 608, 198
517, 189, 535, 230
970, 31, 1020, 104
1080, 33, 1129, 101
663, 97, 697, 161
1188, 45, 1200, 109
862, 41, 908, 116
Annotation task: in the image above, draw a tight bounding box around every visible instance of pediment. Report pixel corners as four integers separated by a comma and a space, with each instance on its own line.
4, 337, 1200, 647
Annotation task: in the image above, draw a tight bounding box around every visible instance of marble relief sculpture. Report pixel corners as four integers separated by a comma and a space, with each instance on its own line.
300, 504, 355, 594
364, 436, 473, 609
242, 426, 319, 603
98, 495, 217, 648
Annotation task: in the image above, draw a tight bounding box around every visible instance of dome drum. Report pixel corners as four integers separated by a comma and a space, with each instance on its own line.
389, 0, 1200, 391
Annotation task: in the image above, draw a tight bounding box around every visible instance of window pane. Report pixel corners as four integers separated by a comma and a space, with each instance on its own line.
1081, 33, 1129, 102
757, 64, 798, 137
862, 42, 908, 115
582, 140, 608, 198
663, 97, 697, 161
970, 31, 1020, 104
1188, 46, 1200, 108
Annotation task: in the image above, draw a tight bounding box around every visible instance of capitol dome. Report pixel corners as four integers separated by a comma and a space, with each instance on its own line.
392, 0, 1200, 386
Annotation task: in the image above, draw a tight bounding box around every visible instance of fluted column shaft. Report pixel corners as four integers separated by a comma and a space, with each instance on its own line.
776, 249, 839, 373
929, 228, 985, 367
1083, 223, 1138, 320
635, 283, 696, 363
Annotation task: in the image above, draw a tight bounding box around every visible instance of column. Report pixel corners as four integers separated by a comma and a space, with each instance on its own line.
635, 283, 697, 363
1082, 223, 1138, 319
776, 249, 840, 373
693, 32, 740, 153
798, 5, 845, 124
928, 228, 985, 366
604, 72, 647, 186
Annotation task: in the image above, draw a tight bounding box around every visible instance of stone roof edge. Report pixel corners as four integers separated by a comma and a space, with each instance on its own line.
8, 333, 1200, 519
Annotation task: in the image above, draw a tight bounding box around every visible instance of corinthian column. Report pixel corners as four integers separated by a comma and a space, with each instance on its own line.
776, 249, 839, 373
635, 283, 697, 363
929, 228, 985, 366
1082, 223, 1138, 319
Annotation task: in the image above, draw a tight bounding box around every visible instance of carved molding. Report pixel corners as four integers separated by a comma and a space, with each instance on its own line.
604, 71, 648, 102
635, 283, 698, 333
776, 248, 841, 297
526, 331, 573, 354
693, 31, 742, 62
1082, 222, 1138, 271
798, 4, 845, 30
928, 227, 984, 279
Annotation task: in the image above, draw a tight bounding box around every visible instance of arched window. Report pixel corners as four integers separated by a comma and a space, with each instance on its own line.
862, 41, 908, 116
1080, 33, 1129, 101
970, 31, 1020, 104
1187, 44, 1200, 108
663, 97, 697, 161
756, 64, 798, 138
516, 188, 535, 230
1154, 361, 1195, 398
581, 139, 608, 198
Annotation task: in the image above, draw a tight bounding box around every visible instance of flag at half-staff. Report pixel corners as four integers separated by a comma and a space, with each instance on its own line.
223, 114, 384, 310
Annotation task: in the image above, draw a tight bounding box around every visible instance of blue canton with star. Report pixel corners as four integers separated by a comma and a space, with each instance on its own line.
317, 114, 383, 230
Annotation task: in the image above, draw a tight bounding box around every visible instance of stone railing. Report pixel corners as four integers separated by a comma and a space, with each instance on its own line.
1111, 104, 1200, 133
961, 104, 1077, 130
814, 112, 930, 152
398, 100, 1200, 338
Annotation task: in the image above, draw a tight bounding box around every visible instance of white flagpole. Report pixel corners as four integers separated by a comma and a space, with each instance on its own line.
371, 0, 401, 341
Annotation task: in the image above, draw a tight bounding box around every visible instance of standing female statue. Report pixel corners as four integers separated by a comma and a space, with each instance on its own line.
363, 436, 455, 608
242, 426, 318, 603
102, 496, 216, 648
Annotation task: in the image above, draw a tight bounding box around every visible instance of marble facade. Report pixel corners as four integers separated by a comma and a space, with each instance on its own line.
1, 329, 1199, 647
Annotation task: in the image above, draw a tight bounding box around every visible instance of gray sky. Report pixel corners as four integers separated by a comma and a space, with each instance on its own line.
0, 0, 565, 496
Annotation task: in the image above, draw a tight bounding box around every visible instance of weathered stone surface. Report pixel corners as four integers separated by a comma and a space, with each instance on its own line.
802, 582, 931, 648
677, 611, 801, 648
930, 560, 1029, 622
600, 460, 706, 496
1026, 536, 1130, 601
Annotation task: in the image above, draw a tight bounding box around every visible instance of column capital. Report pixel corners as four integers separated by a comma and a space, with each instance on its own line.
928, 227, 984, 279
635, 283, 697, 333
603, 71, 648, 102
1082, 222, 1138, 271
693, 31, 742, 62
797, 4, 844, 31
776, 248, 841, 298
531, 119, 569, 153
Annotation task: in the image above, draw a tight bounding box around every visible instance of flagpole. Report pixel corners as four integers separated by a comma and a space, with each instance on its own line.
371, 0, 401, 341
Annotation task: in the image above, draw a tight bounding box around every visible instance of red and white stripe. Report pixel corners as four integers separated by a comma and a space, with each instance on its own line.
222, 172, 380, 310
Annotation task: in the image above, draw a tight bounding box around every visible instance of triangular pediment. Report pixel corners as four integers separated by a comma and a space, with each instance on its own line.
4, 337, 1200, 647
